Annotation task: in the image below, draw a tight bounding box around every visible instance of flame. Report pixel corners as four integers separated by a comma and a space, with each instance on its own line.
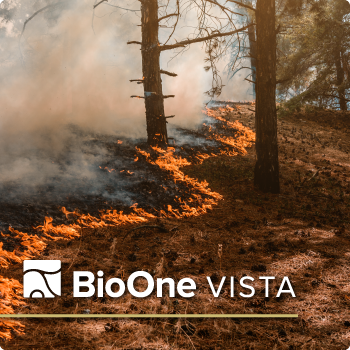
0, 105, 254, 339
100, 166, 116, 173
120, 170, 134, 175
202, 108, 255, 154
36, 217, 80, 240
0, 275, 25, 339
0, 221, 81, 338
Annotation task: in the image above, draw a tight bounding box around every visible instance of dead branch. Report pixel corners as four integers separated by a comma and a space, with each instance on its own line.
225, 0, 255, 12
160, 70, 178, 77
205, 0, 244, 16
165, 115, 175, 119
21, 1, 69, 38
163, 95, 175, 99
248, 108, 255, 112
163, 0, 180, 45
131, 95, 145, 99
158, 13, 178, 22
245, 78, 255, 84
303, 168, 322, 184
296, 168, 324, 190
93, 0, 108, 9
127, 41, 142, 45
94, 1, 140, 12
130, 79, 144, 84
160, 24, 253, 51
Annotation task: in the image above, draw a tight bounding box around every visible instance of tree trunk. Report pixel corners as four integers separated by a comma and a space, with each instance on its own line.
141, 0, 168, 146
247, 22, 257, 99
254, 0, 280, 193
334, 46, 347, 111
246, 0, 256, 99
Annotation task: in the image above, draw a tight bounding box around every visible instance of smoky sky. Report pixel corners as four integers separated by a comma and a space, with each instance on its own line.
0, 0, 252, 203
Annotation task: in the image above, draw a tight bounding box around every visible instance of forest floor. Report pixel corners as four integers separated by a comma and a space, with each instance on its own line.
2, 105, 350, 349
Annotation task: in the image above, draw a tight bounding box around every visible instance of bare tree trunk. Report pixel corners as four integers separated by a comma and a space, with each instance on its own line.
254, 0, 280, 193
245, 0, 256, 99
247, 22, 257, 99
335, 46, 347, 111
141, 0, 168, 146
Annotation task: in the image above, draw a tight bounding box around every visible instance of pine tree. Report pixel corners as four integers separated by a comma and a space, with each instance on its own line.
277, 0, 350, 111
254, 0, 280, 193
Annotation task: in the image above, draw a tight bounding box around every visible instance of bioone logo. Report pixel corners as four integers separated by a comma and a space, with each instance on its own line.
23, 260, 61, 298
23, 260, 196, 299
23, 260, 296, 300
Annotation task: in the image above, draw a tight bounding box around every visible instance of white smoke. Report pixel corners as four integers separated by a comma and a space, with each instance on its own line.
0, 0, 252, 201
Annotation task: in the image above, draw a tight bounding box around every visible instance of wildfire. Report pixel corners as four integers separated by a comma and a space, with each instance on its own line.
99, 166, 116, 173
0, 224, 80, 338
0, 105, 255, 339
120, 170, 134, 175
99, 167, 135, 175
203, 107, 255, 154
0, 275, 25, 339
36, 217, 80, 240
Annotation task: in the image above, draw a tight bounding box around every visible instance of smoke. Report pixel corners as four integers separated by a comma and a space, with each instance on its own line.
0, 0, 252, 203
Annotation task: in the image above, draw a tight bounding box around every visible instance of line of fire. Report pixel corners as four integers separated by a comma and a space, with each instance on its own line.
0, 0, 350, 349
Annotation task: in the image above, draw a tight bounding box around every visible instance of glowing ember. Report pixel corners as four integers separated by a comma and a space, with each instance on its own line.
100, 166, 117, 173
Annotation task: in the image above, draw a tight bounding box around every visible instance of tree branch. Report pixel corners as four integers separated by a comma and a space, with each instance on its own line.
225, 0, 255, 12
158, 13, 178, 22
94, 1, 140, 12
206, 0, 244, 16
21, 1, 69, 38
94, 0, 108, 9
163, 0, 180, 45
321, 93, 350, 102
130, 79, 144, 84
160, 69, 178, 77
245, 78, 255, 84
127, 41, 142, 45
160, 24, 253, 51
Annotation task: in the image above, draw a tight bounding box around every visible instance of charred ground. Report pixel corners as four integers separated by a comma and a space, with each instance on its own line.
1, 104, 350, 349
0, 113, 242, 241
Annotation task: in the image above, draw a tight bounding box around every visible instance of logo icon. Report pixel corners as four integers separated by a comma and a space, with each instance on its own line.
23, 260, 61, 298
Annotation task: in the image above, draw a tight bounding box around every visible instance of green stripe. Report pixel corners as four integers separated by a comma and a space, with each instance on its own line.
0, 314, 298, 318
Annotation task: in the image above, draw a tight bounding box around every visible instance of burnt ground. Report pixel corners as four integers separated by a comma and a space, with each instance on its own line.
2, 105, 350, 349
0, 115, 237, 241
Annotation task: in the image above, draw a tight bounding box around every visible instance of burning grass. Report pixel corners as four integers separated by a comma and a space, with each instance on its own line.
2, 105, 350, 349
0, 109, 255, 340
0, 226, 80, 339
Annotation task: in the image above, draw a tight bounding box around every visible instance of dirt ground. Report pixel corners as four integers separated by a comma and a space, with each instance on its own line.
1, 106, 350, 349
